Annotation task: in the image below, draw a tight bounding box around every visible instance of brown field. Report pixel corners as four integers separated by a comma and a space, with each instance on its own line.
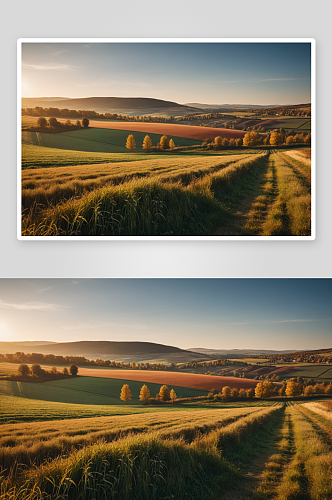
74, 367, 258, 391
21, 115, 247, 141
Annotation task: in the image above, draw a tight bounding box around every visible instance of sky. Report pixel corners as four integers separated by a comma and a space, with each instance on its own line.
21, 42, 312, 106
0, 279, 330, 350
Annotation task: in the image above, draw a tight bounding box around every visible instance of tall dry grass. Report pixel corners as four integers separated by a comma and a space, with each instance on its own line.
22, 177, 227, 236
277, 405, 332, 500
22, 154, 247, 212
0, 434, 236, 500
262, 152, 311, 236
0, 408, 261, 473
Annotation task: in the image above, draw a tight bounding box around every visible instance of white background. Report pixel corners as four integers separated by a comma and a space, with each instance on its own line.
1, 0, 331, 278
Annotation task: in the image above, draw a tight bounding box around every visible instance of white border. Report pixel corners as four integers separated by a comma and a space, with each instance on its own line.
17, 38, 316, 241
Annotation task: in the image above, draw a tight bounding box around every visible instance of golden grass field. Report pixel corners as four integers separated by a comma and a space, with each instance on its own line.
2, 398, 332, 499
20, 116, 312, 237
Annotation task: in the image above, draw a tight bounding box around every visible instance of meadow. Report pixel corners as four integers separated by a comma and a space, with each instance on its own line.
0, 376, 208, 406
1, 398, 331, 499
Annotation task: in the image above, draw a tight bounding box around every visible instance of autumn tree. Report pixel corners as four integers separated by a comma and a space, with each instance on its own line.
120, 383, 132, 404
139, 384, 151, 404
231, 387, 239, 399
214, 136, 223, 149
159, 384, 170, 401
222, 137, 229, 147
48, 117, 60, 128
238, 388, 247, 398
82, 117, 89, 128
170, 389, 177, 403
36, 117, 47, 128
65, 119, 72, 127
246, 388, 255, 398
18, 364, 30, 377
160, 135, 169, 150
235, 138, 243, 147
243, 131, 260, 147
279, 385, 286, 397
62, 367, 69, 375
69, 364, 78, 376
229, 138, 235, 147
169, 139, 175, 150
126, 134, 136, 151
325, 383, 332, 395
255, 380, 274, 399
142, 135, 153, 152
270, 131, 283, 146
51, 366, 58, 375
31, 364, 45, 378
304, 385, 314, 396
286, 135, 294, 145
222, 386, 232, 399
76, 120, 81, 127
285, 380, 302, 397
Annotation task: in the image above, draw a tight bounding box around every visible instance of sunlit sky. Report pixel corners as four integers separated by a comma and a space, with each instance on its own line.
21, 42, 311, 106
0, 279, 330, 350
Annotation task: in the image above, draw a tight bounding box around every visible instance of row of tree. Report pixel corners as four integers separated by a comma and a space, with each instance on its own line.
125, 131, 311, 153
255, 377, 332, 399
126, 134, 176, 152
242, 130, 311, 147
120, 383, 177, 405
16, 363, 78, 379
0, 352, 173, 371
252, 349, 332, 365
29, 117, 90, 130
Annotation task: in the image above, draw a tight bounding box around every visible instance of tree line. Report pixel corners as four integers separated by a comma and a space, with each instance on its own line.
25, 116, 90, 131
120, 383, 177, 405
251, 349, 332, 365
0, 352, 174, 371
125, 131, 310, 153
5, 363, 79, 381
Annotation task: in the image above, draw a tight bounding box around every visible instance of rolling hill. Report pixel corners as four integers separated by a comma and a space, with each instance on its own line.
0, 341, 209, 363
22, 97, 198, 115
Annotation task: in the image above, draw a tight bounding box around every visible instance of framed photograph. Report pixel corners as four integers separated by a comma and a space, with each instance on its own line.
1, 277, 331, 499
18, 39, 315, 239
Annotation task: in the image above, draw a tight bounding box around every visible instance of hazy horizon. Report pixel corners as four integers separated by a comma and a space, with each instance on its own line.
21, 95, 308, 108
0, 279, 330, 351
21, 42, 311, 106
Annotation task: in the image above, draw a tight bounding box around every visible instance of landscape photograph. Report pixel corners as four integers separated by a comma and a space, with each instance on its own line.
0, 277, 331, 499
19, 39, 314, 238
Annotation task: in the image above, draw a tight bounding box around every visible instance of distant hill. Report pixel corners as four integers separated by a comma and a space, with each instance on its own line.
189, 348, 302, 356
21, 97, 198, 115
184, 103, 279, 110
0, 340, 209, 364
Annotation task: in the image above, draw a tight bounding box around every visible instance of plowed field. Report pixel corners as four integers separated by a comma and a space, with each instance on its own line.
75, 367, 258, 391
82, 120, 247, 140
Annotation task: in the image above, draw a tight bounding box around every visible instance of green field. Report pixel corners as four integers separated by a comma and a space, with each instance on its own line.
290, 365, 332, 380
22, 128, 199, 154
261, 117, 311, 131
22, 143, 179, 169
0, 376, 206, 407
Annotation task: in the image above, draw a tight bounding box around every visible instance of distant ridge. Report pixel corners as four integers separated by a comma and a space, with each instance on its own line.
0, 340, 208, 361
184, 103, 280, 110
22, 97, 197, 113
188, 348, 303, 355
